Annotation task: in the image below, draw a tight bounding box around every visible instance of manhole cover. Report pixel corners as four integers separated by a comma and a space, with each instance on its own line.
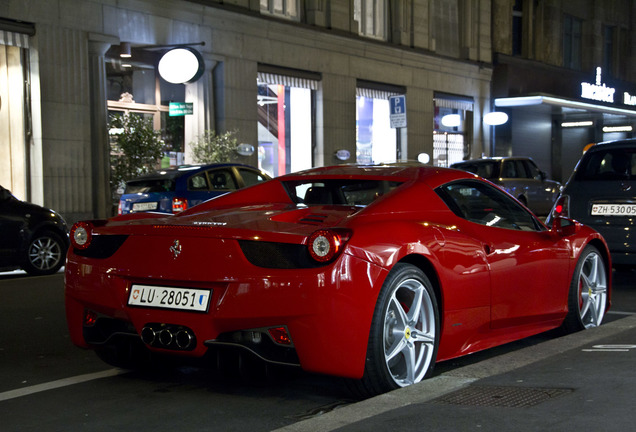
432, 385, 573, 408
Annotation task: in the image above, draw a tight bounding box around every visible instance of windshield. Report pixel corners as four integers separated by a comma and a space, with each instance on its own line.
577, 148, 636, 181
283, 179, 403, 206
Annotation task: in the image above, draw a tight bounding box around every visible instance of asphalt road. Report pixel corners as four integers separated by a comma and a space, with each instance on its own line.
0, 268, 634, 431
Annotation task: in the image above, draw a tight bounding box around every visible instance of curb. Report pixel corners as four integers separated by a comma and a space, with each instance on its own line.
273, 314, 636, 432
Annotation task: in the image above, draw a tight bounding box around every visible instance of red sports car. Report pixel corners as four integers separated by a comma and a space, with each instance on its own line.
65, 164, 610, 396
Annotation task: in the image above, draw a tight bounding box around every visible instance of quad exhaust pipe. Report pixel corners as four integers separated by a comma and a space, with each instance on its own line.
141, 324, 195, 350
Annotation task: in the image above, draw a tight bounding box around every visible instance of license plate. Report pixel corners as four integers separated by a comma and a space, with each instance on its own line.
591, 204, 636, 216
128, 285, 211, 312
132, 202, 158, 211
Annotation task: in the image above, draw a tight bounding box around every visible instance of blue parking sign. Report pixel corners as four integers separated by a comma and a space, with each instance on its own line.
389, 95, 407, 128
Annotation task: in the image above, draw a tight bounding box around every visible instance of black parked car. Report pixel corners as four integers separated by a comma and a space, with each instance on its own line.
548, 139, 636, 267
0, 185, 69, 275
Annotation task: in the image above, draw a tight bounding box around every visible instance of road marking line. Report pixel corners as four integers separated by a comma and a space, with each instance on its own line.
582, 349, 629, 352
0, 369, 125, 402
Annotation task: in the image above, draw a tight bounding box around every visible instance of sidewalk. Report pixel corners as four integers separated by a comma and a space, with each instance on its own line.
275, 314, 636, 432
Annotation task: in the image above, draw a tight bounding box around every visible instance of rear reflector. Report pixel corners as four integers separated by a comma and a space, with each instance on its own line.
268, 327, 292, 346
83, 309, 98, 327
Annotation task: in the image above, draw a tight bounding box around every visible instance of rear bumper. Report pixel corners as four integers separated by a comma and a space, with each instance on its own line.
64, 250, 386, 379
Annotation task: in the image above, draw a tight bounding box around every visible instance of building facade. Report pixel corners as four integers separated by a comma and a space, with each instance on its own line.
1, 0, 493, 223
491, 0, 636, 182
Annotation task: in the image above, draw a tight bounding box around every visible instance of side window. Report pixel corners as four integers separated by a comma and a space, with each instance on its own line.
525, 160, 543, 180
501, 160, 517, 178
208, 169, 238, 190
476, 163, 494, 179
436, 180, 541, 231
515, 160, 530, 178
239, 168, 269, 187
188, 173, 209, 191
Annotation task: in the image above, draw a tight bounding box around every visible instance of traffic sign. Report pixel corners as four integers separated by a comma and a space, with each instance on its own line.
389, 95, 406, 128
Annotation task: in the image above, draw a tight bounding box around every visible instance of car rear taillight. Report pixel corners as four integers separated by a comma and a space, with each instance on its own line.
70, 221, 93, 250
172, 197, 188, 213
307, 229, 351, 263
551, 195, 570, 219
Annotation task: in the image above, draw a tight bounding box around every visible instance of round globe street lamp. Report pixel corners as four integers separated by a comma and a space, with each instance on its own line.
158, 47, 205, 84
483, 111, 509, 126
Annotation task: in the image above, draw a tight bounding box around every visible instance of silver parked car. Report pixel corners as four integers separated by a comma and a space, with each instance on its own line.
548, 138, 636, 267
451, 157, 561, 216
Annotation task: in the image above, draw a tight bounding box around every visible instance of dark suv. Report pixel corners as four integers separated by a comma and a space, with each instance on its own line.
451, 157, 561, 216
548, 139, 636, 267
118, 163, 271, 215
0, 185, 70, 275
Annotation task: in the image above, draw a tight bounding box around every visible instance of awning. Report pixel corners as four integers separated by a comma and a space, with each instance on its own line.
0, 30, 29, 48
257, 72, 319, 90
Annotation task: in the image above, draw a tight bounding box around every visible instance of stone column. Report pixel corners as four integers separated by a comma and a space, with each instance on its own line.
88, 34, 117, 218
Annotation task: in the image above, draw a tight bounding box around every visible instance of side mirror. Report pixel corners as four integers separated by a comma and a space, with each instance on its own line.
551, 216, 581, 237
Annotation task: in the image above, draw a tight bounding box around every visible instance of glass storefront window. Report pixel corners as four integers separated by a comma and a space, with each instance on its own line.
433, 132, 465, 167
356, 94, 397, 164
257, 73, 315, 177
105, 45, 186, 159
433, 95, 473, 167
0, 41, 28, 199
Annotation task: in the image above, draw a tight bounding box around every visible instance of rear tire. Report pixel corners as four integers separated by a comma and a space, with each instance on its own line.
352, 263, 439, 397
561, 245, 608, 333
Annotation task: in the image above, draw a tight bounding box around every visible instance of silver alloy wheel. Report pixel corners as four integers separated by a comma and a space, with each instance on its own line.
577, 249, 608, 328
29, 236, 63, 271
383, 278, 437, 387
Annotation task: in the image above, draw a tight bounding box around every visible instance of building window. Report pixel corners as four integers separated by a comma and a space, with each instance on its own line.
603, 25, 614, 77
512, 0, 523, 56
257, 71, 317, 177
356, 86, 401, 164
432, 0, 459, 57
433, 95, 473, 167
353, 0, 387, 40
260, 0, 299, 21
563, 14, 582, 70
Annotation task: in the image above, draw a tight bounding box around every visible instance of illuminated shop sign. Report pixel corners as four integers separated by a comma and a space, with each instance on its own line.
624, 92, 636, 106
580, 67, 615, 103
169, 102, 193, 116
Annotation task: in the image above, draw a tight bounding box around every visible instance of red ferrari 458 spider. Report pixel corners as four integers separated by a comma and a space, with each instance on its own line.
65, 164, 611, 396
